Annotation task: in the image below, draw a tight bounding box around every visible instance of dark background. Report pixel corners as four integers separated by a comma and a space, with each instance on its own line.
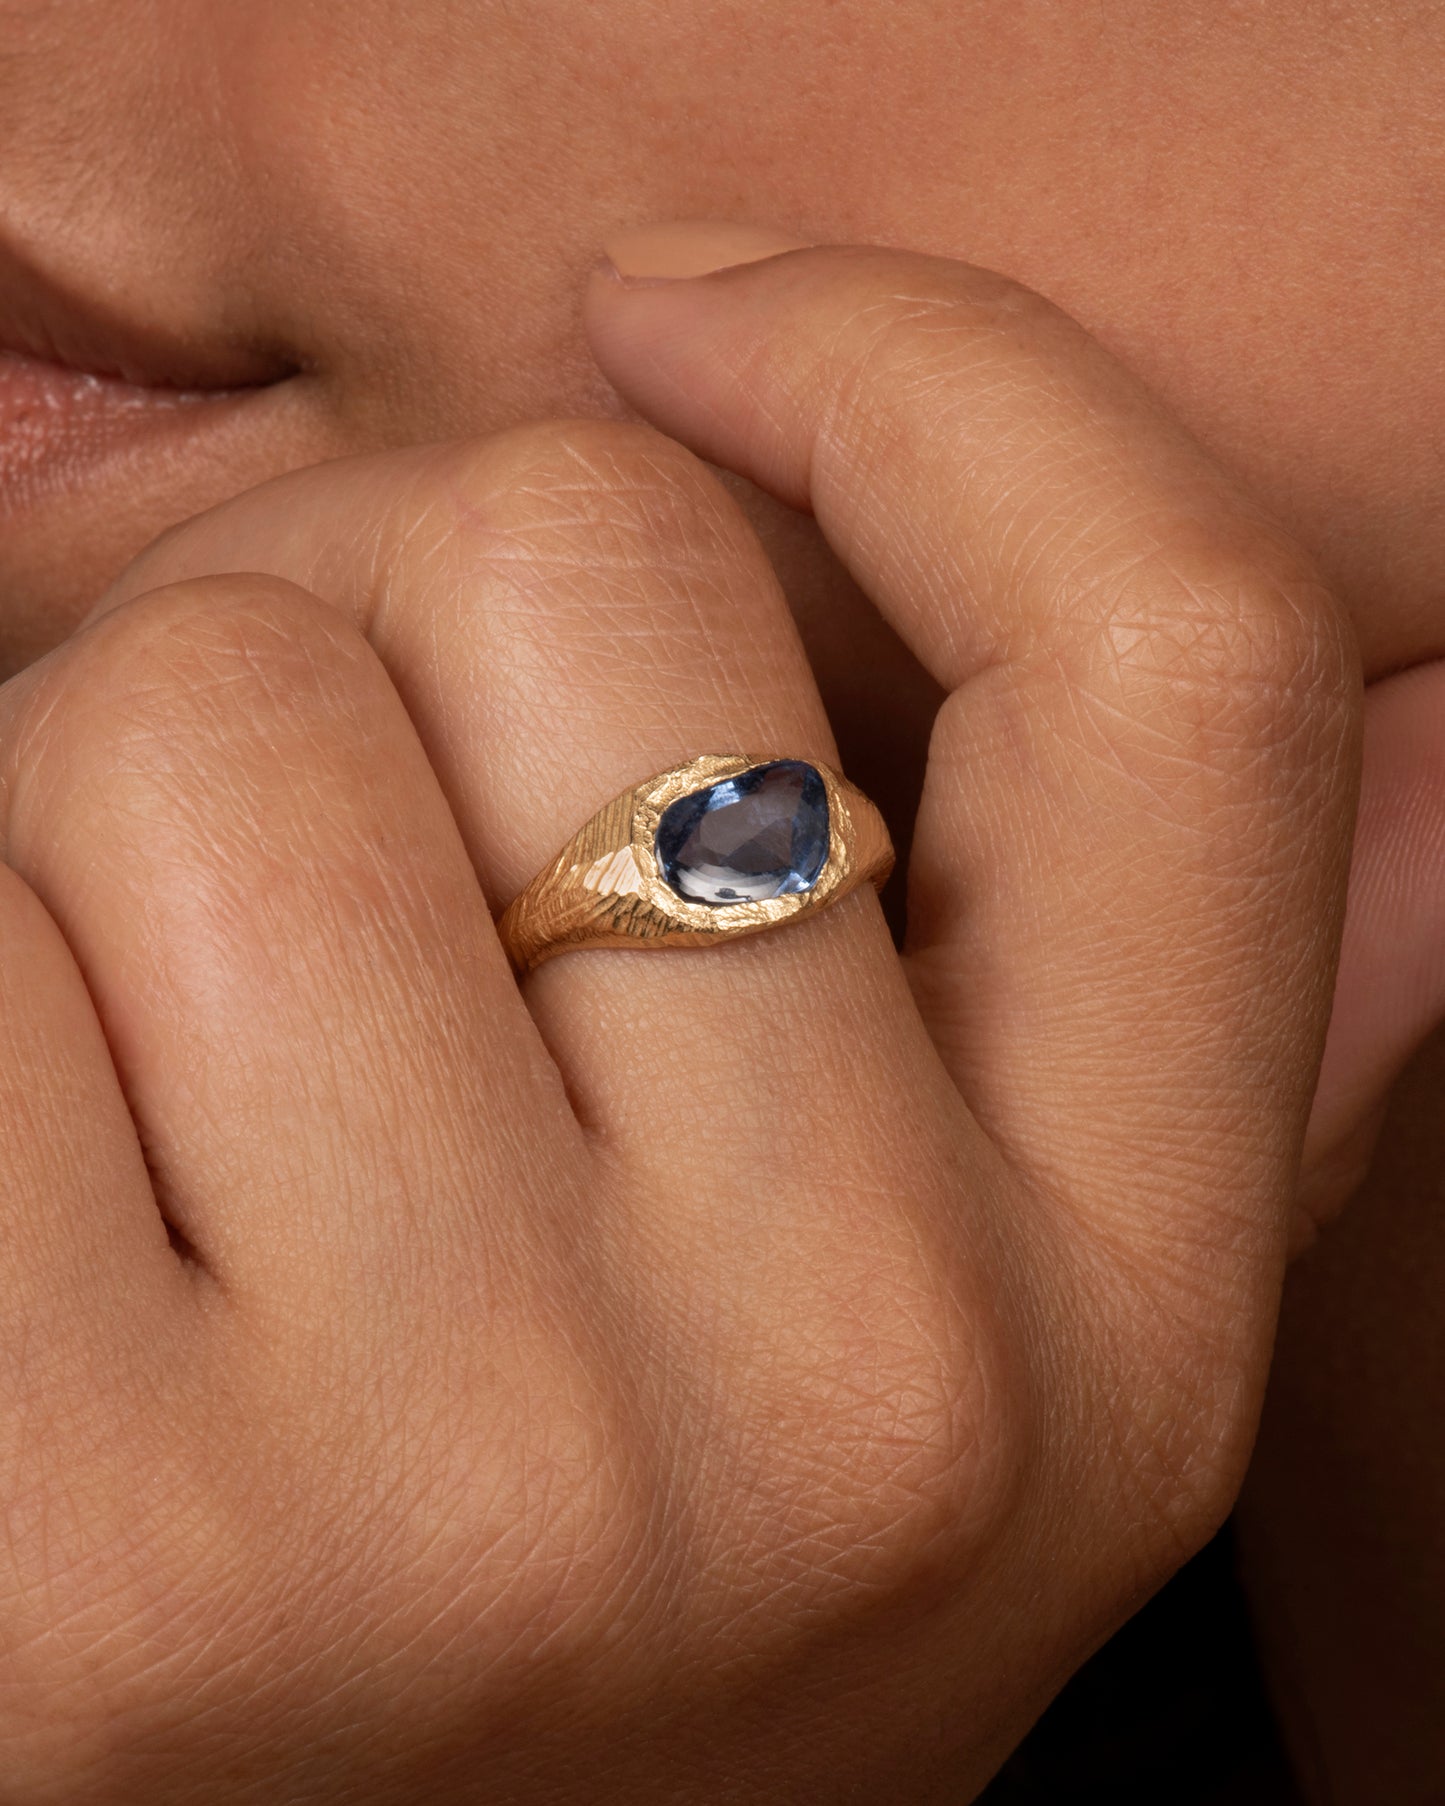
980, 1525, 1301, 1804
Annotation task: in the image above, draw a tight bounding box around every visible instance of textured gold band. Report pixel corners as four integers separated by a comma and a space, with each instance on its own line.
499, 753, 894, 971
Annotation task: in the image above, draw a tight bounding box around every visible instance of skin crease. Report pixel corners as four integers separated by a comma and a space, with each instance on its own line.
0, 0, 1441, 1796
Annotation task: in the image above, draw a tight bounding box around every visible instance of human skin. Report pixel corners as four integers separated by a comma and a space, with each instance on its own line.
1, 0, 1443, 1796
0, 233, 1359, 1800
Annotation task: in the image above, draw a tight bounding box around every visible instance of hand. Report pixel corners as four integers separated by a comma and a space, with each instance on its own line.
0, 235, 1358, 1801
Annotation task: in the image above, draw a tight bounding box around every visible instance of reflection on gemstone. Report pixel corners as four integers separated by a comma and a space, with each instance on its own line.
655, 760, 829, 905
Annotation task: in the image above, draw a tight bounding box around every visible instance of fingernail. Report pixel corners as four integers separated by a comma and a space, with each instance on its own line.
600, 220, 813, 284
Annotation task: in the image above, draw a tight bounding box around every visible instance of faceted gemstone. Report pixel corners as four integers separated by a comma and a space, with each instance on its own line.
655, 760, 829, 905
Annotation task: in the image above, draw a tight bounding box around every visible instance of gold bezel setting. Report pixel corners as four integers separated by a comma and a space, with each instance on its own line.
499, 752, 893, 971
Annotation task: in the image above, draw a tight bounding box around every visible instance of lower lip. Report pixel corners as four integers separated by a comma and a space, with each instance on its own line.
0, 350, 248, 514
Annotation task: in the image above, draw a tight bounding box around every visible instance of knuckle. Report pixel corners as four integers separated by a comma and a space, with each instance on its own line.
711, 1176, 1025, 1613
443, 1375, 660, 1664
439, 416, 748, 571
409, 420, 785, 713
813, 258, 1359, 768
279, 1291, 670, 1683
103, 574, 368, 724
1082, 1255, 1263, 1570
1057, 515, 1359, 770
1099, 1361, 1254, 1573
9, 576, 375, 794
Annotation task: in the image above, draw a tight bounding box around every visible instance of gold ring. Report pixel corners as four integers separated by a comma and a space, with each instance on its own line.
499, 754, 894, 971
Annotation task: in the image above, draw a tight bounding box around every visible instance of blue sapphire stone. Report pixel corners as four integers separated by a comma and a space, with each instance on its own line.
656, 760, 829, 906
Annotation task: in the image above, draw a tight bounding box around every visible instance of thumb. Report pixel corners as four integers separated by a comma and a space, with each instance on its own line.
1298, 658, 1445, 1240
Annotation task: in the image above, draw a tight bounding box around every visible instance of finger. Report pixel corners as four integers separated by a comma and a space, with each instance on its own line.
0, 857, 184, 1387
81, 422, 960, 1149
72, 423, 996, 1388
0, 575, 579, 1318
1298, 659, 1445, 1234
584, 228, 1359, 1292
